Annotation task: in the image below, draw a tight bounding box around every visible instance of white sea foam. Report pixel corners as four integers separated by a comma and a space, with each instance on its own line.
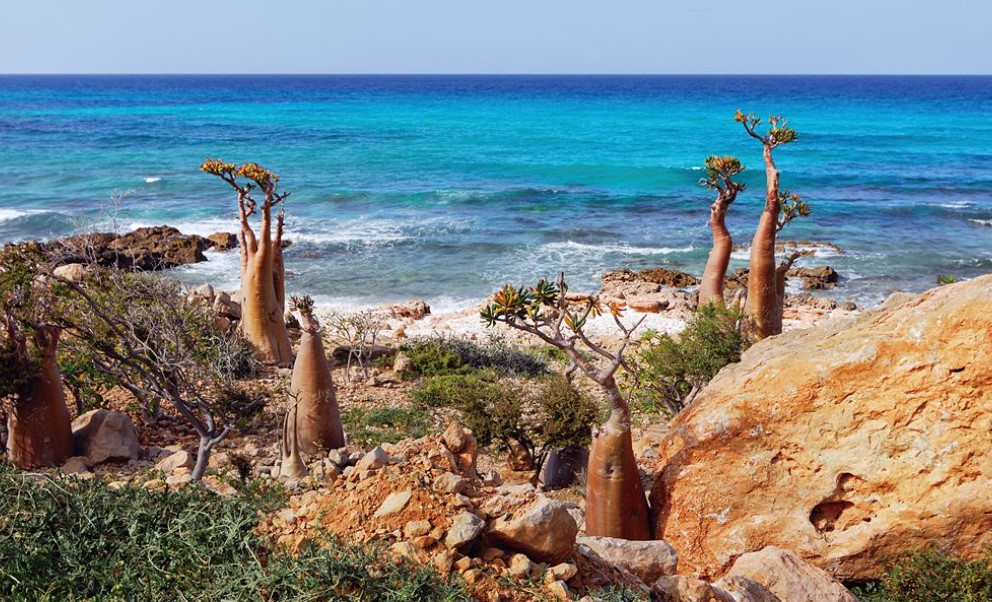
540, 240, 694, 257
732, 243, 841, 261
144, 177, 162, 183
0, 209, 47, 223
928, 201, 973, 209
969, 219, 992, 227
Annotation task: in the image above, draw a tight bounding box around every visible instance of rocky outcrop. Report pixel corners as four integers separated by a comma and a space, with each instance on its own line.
577, 536, 677, 584
44, 226, 210, 270
484, 493, 578, 564
649, 276, 992, 580
787, 266, 838, 289
600, 268, 696, 314
207, 231, 239, 251
725, 547, 857, 602
725, 265, 838, 290
71, 409, 140, 465
390, 299, 431, 320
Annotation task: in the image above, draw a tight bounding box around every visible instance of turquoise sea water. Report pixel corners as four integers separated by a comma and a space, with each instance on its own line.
1, 75, 991, 309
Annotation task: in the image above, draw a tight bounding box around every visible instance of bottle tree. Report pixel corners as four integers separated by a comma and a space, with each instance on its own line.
734, 111, 809, 338
0, 244, 73, 468
697, 155, 746, 308
201, 159, 293, 365
288, 295, 344, 454
482, 275, 651, 540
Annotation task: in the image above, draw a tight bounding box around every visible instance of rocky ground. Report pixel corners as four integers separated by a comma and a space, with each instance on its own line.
11, 228, 987, 601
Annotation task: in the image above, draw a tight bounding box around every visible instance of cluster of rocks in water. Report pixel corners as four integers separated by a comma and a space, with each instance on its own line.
41, 225, 238, 271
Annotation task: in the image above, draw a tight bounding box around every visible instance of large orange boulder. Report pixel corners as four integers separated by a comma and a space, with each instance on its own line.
649, 275, 992, 580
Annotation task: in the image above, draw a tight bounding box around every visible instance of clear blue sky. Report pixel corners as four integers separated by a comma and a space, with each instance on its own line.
2, 0, 989, 74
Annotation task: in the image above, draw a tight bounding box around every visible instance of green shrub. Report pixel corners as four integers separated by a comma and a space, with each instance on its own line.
853, 546, 992, 602
402, 334, 547, 378
937, 274, 958, 286
535, 374, 599, 452
412, 373, 598, 481
635, 304, 750, 417
410, 373, 522, 448
0, 463, 471, 602
342, 405, 432, 449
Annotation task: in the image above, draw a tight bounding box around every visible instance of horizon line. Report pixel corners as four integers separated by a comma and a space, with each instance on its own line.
2, 72, 992, 77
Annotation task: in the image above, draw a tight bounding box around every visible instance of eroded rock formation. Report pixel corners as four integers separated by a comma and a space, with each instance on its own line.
649, 275, 992, 579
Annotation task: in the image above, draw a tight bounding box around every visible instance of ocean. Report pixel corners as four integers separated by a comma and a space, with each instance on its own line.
1, 75, 991, 310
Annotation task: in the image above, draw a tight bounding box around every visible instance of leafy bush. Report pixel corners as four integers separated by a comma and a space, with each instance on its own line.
635, 304, 750, 416
535, 374, 599, 452
412, 373, 597, 481
0, 463, 472, 602
853, 546, 992, 602
937, 274, 958, 286
342, 405, 432, 449
402, 334, 547, 378
410, 373, 522, 448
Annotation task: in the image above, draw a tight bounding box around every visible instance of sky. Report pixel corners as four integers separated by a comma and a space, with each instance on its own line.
1, 0, 989, 75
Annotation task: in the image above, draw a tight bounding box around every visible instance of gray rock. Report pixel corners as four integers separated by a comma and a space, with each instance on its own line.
71, 409, 140, 465
577, 536, 678, 585
433, 472, 468, 494
374, 490, 413, 517
713, 576, 783, 602
354, 446, 389, 472
155, 450, 195, 473
61, 456, 90, 474
445, 512, 485, 550
487, 495, 577, 564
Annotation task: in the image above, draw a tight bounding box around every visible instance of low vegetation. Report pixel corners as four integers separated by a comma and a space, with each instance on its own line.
634, 304, 750, 416
853, 546, 992, 602
342, 405, 432, 449
401, 334, 548, 378
0, 464, 473, 602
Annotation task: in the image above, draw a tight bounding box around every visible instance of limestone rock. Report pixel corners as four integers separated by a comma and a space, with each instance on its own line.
392, 352, 414, 373
445, 511, 485, 550
442, 420, 467, 453
373, 490, 413, 517
725, 547, 856, 602
71, 409, 140, 465
508, 553, 534, 579
390, 299, 431, 320
433, 472, 468, 494
156, 450, 195, 473
652, 576, 736, 602
61, 456, 90, 475
649, 276, 992, 579
577, 536, 678, 584
486, 495, 577, 563
354, 446, 389, 473
52, 263, 89, 282
712, 576, 782, 602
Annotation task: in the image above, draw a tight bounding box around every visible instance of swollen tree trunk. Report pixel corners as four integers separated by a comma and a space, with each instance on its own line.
584, 378, 651, 540
289, 305, 344, 454
7, 327, 73, 469
280, 405, 309, 479
744, 146, 781, 340
698, 200, 733, 308
238, 192, 292, 366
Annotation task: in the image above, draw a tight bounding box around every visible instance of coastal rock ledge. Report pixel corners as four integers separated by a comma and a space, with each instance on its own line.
649, 275, 992, 580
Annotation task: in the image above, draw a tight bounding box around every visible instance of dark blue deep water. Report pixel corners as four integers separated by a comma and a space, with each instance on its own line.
2, 75, 991, 308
